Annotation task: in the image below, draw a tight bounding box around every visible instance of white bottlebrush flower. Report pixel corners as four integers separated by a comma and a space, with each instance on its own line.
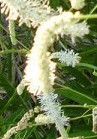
0, 0, 57, 27
70, 0, 85, 10
48, 52, 57, 85
23, 50, 55, 95
38, 92, 69, 129
22, 11, 89, 96
52, 49, 81, 67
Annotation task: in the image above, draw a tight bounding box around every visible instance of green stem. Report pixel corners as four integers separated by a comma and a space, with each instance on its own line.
0, 24, 29, 50
62, 105, 94, 109
90, 5, 97, 15
57, 62, 97, 71
85, 134, 97, 139
85, 4, 97, 22
0, 49, 28, 55
77, 14, 97, 20
77, 63, 97, 70
70, 114, 92, 121
58, 125, 68, 139
9, 20, 17, 45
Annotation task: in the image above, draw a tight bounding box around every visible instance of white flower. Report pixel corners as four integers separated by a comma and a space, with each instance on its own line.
70, 0, 85, 10
0, 0, 57, 27
38, 92, 69, 128
65, 21, 89, 43
23, 50, 55, 95
52, 49, 81, 67
35, 114, 53, 124
38, 92, 69, 138
17, 79, 26, 95
22, 11, 88, 95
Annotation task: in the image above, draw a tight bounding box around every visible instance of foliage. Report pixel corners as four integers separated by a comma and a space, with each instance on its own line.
0, 0, 97, 139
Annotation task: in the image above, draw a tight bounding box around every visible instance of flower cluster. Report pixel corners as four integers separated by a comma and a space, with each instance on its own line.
52, 49, 81, 67
22, 11, 89, 96
70, 0, 85, 10
2, 109, 34, 139
23, 50, 55, 95
0, 0, 90, 138
35, 114, 54, 124
65, 21, 89, 43
38, 92, 69, 138
0, 0, 57, 27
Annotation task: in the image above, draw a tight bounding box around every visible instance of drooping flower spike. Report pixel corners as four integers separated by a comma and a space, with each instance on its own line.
22, 11, 89, 95
16, 11, 89, 139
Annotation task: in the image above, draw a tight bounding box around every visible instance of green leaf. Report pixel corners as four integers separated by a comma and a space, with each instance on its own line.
56, 87, 97, 105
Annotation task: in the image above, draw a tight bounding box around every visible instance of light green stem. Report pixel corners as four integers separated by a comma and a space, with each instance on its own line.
78, 14, 97, 20
70, 114, 92, 121
0, 49, 28, 55
9, 20, 17, 45
58, 125, 68, 139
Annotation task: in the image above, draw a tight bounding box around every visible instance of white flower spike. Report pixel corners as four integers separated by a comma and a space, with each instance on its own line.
52, 49, 81, 67
23, 11, 89, 95
38, 92, 69, 138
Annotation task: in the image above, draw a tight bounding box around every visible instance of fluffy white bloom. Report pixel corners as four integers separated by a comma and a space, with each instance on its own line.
70, 0, 85, 10
52, 49, 81, 67
0, 0, 56, 27
65, 21, 89, 43
38, 92, 69, 138
48, 52, 57, 85
38, 92, 69, 129
39, 12, 89, 41
23, 11, 89, 95
23, 50, 55, 95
